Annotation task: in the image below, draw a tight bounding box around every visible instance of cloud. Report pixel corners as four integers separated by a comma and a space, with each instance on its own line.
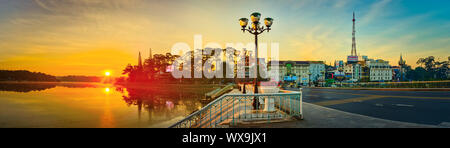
360, 0, 392, 26
1, 0, 449, 75
334, 0, 351, 8
33, 0, 54, 12
0, 49, 135, 76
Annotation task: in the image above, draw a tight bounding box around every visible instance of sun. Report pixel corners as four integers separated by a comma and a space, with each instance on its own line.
104, 71, 111, 76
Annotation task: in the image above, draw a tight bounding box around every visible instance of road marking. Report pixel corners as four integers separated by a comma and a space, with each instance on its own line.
384, 95, 450, 100
314, 96, 384, 106
394, 104, 414, 107
438, 122, 450, 127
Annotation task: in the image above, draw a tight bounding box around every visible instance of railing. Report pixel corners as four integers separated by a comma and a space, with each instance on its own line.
169, 91, 302, 128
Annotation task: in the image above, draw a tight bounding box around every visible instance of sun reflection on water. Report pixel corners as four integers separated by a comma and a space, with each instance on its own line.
104, 87, 110, 93
0, 82, 220, 127
100, 87, 115, 128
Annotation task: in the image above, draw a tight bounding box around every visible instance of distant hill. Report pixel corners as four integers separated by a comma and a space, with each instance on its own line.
0, 70, 102, 82
0, 70, 58, 82
56, 75, 102, 82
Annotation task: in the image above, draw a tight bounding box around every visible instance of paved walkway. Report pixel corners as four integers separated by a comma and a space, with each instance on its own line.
236, 102, 441, 128
229, 88, 445, 128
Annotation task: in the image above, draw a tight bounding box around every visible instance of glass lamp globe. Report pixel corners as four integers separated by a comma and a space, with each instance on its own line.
239, 18, 248, 28
264, 18, 273, 27
250, 12, 261, 23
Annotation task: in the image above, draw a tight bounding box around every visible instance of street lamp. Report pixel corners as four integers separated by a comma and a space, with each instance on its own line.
239, 12, 273, 94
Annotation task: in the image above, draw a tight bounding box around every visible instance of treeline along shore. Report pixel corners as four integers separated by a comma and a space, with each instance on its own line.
0, 70, 102, 82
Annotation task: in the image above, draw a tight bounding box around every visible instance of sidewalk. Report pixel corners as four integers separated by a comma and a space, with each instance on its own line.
225, 88, 443, 128
235, 102, 441, 128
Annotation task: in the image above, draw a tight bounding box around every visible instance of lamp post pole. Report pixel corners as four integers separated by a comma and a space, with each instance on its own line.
254, 33, 259, 93
239, 12, 273, 94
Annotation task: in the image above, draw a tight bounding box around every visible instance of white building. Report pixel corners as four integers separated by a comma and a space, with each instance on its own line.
268, 61, 325, 86
367, 59, 392, 82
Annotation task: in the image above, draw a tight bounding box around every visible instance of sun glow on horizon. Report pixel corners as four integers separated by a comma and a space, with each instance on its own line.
0, 0, 448, 76
105, 71, 111, 76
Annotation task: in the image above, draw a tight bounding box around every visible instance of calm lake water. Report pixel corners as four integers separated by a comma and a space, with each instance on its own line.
0, 82, 219, 128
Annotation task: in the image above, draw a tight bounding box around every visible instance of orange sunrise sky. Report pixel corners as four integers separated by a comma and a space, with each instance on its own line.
0, 0, 449, 76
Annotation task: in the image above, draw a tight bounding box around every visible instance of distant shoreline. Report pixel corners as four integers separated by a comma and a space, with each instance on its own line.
0, 81, 110, 88
0, 70, 104, 82
0, 81, 102, 84
0, 81, 226, 88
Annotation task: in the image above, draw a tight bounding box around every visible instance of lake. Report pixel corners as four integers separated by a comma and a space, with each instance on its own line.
0, 82, 220, 128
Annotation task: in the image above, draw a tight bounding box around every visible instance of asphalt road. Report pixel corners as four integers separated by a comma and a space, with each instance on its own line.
286, 87, 450, 126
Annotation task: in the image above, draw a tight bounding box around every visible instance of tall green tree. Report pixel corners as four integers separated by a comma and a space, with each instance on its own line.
416, 56, 436, 71
409, 56, 449, 80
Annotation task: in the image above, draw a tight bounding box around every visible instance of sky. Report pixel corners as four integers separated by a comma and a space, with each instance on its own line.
0, 0, 449, 76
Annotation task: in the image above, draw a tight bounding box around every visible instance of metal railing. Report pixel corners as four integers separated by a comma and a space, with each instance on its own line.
169, 91, 302, 128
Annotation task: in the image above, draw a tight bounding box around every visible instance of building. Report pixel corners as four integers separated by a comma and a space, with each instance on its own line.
267, 61, 309, 86
328, 12, 395, 83
309, 61, 326, 84
367, 59, 392, 82
344, 63, 362, 82
268, 61, 325, 86
361, 55, 368, 61
335, 60, 344, 69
